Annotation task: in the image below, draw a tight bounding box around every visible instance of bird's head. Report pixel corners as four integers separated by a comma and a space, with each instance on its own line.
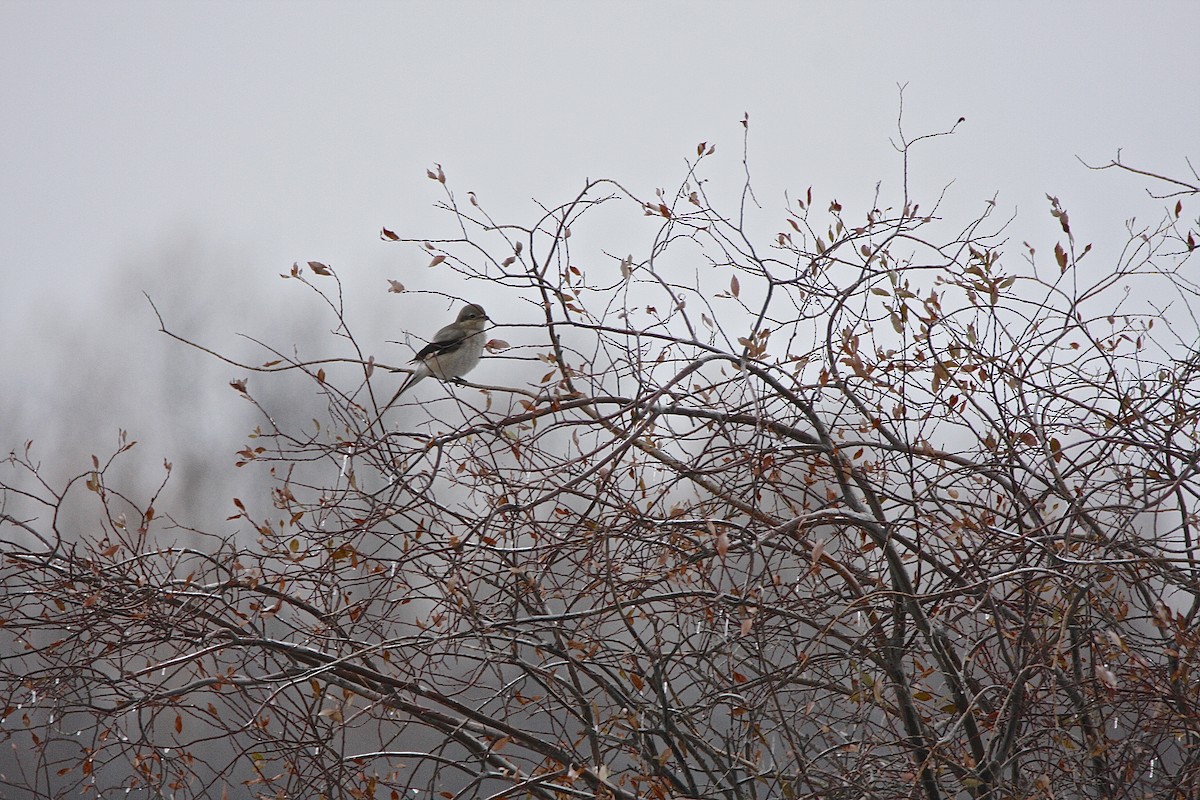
458, 303, 488, 323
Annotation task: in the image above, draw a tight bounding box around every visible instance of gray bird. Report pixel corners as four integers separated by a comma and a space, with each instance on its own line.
390, 303, 489, 401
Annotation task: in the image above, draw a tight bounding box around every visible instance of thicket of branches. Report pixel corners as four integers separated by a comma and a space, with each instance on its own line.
3, 121, 1199, 800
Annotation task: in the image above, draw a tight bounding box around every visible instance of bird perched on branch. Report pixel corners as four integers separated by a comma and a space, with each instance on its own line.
386, 303, 489, 405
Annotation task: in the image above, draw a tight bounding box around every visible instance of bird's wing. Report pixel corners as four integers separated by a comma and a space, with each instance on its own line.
411, 323, 473, 362
412, 337, 461, 362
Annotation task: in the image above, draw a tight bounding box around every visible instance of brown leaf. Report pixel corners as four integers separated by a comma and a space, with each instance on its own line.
380, 227, 399, 241
485, 339, 510, 352
1054, 242, 1068, 272
428, 255, 447, 267
730, 274, 740, 298
387, 280, 405, 293
308, 261, 332, 275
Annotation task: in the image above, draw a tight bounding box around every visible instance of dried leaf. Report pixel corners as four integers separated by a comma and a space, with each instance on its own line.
380, 227, 399, 241
730, 274, 740, 298
308, 261, 332, 276
387, 280, 405, 293
619, 254, 633, 279
428, 255, 447, 267
715, 527, 729, 558
1054, 242, 1068, 272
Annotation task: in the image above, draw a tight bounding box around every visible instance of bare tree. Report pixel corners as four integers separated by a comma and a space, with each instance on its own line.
3, 119, 1199, 800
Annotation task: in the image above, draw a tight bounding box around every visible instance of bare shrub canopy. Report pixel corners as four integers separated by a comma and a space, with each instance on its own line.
3, 121, 1199, 800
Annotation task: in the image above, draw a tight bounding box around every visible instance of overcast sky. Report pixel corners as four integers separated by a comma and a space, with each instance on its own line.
2, 2, 1197, 511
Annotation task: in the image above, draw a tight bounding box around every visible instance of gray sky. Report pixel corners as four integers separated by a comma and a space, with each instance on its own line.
2, 1, 1197, 512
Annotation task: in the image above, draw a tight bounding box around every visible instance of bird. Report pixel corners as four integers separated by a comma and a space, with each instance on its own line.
386, 303, 489, 405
